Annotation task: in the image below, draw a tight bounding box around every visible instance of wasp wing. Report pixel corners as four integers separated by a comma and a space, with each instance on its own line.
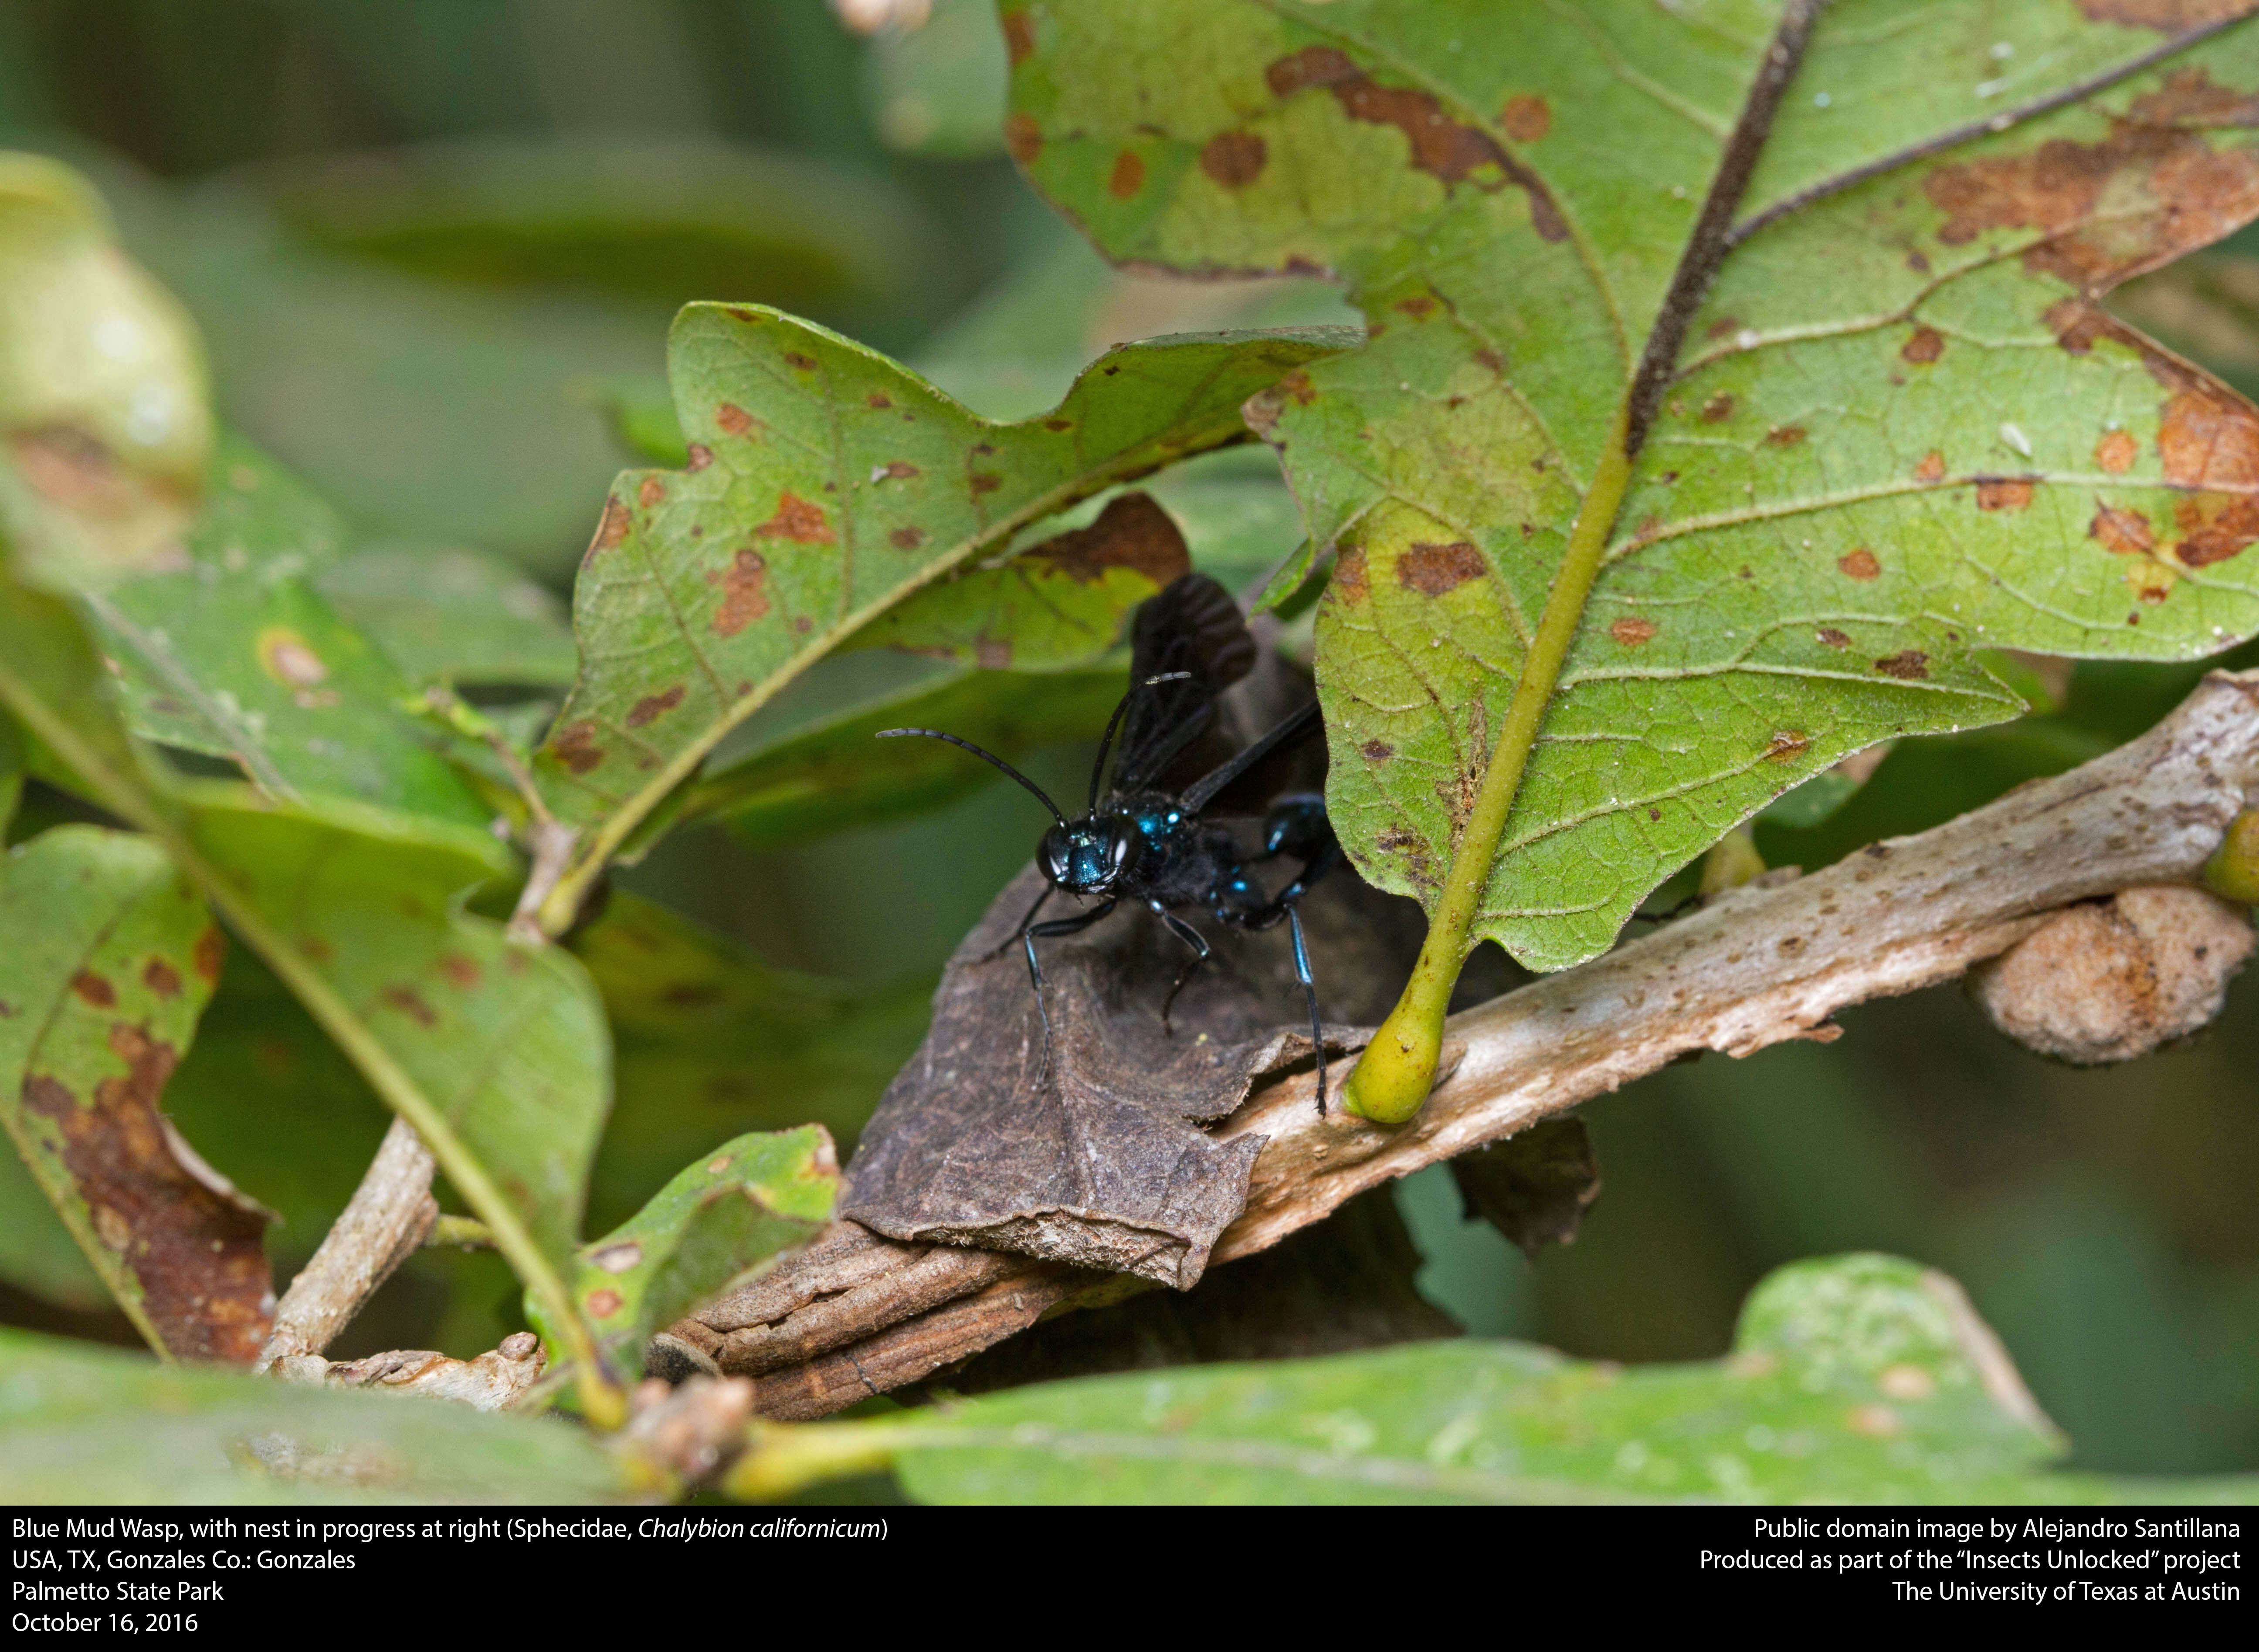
1179, 697, 1323, 814
1106, 573, 1256, 796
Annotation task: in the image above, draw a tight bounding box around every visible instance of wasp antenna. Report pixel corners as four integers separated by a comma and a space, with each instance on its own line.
1086, 670, 1195, 810
876, 728, 1068, 826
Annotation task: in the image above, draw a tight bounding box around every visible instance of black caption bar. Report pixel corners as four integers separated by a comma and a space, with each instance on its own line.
5, 1506, 2247, 1623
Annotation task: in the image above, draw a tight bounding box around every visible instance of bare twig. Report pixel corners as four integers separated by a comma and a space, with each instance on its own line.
682, 668, 2259, 1418
255, 1116, 437, 1373
265, 1331, 547, 1412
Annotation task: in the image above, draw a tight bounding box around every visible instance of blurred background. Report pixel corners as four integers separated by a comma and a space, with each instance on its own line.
0, 0, 2253, 1476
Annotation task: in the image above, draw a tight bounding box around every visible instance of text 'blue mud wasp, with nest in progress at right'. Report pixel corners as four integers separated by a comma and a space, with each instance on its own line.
878, 573, 1343, 1113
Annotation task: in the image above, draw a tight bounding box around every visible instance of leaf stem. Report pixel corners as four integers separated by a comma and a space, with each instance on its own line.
1343, 413, 1634, 1123
1340, 0, 1826, 1124
725, 1418, 912, 1502
0, 654, 625, 1428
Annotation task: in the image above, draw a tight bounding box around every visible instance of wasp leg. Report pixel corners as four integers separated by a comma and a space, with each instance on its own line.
1021, 898, 1117, 1083
1237, 864, 1335, 1118
980, 882, 1051, 963
1149, 900, 1212, 1032
1287, 903, 1327, 1117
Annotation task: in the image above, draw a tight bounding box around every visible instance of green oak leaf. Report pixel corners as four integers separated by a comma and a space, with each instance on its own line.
181, 786, 610, 1264
845, 490, 1190, 670
1007, 1, 2259, 990
532, 1124, 838, 1377
530, 301, 1352, 930
0, 826, 271, 1361
0, 490, 616, 1400
0, 1326, 626, 1504
82, 441, 495, 831
0, 1134, 110, 1311
756, 1254, 2257, 1504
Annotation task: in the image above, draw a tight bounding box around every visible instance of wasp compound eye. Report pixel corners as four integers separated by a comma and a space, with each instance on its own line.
1106, 820, 1140, 877
1039, 822, 1075, 886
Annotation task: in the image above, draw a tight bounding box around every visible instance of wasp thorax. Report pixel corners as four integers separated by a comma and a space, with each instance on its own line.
1041, 816, 1141, 894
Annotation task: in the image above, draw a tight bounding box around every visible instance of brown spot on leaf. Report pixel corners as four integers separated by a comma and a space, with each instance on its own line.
627, 685, 686, 728
1765, 425, 1808, 448
1699, 393, 1734, 423
1873, 650, 1931, 680
382, 986, 437, 1027
2073, 1, 2254, 32
1022, 492, 1192, 588
70, 971, 115, 1009
2132, 65, 2259, 125
2156, 385, 2259, 568
1201, 130, 1267, 188
716, 403, 754, 437
867, 392, 893, 410
1610, 617, 1658, 646
586, 1288, 624, 1319
1004, 113, 1043, 165
1765, 730, 1811, 763
2096, 429, 2139, 472
1977, 478, 2036, 511
5, 426, 142, 514
552, 720, 604, 775
438, 954, 481, 989
1901, 327, 1944, 364
1265, 45, 1567, 237
889, 525, 926, 550
1394, 295, 1437, 318
142, 959, 181, 1000
1397, 541, 1487, 596
2090, 502, 2157, 556
637, 476, 665, 508
23, 1031, 271, 1363
1817, 627, 1851, 648
685, 443, 713, 471
587, 495, 631, 562
756, 491, 834, 544
1838, 548, 1882, 580
1108, 150, 1146, 198
192, 929, 225, 984
875, 460, 919, 481
1500, 95, 1550, 143
1333, 545, 1369, 604
1915, 450, 1947, 484
1360, 740, 1394, 762
256, 630, 331, 708
711, 549, 770, 636
1926, 115, 2259, 294
1001, 10, 1035, 64
783, 352, 818, 372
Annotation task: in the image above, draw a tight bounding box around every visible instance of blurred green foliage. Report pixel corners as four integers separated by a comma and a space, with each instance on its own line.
0, 0, 2252, 1485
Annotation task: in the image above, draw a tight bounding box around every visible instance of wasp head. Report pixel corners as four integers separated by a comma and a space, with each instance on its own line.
1040, 815, 1141, 895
